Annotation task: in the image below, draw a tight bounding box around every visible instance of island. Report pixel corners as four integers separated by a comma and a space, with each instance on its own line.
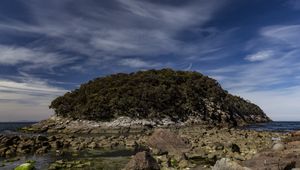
1, 69, 299, 169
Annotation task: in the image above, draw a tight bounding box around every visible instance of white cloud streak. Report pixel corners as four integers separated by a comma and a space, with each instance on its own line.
261, 25, 300, 47
245, 50, 273, 62
0, 45, 77, 68
119, 58, 161, 68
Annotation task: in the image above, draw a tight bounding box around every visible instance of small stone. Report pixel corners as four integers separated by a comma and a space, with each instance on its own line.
215, 143, 224, 150
231, 144, 241, 153
272, 143, 285, 151
178, 159, 189, 169
88, 142, 97, 149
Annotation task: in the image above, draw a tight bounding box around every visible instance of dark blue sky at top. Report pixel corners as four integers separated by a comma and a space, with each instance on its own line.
1, 0, 300, 121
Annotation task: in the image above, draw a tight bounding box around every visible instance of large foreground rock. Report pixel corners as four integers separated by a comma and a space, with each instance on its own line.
124, 151, 160, 170
147, 128, 191, 155
212, 158, 251, 170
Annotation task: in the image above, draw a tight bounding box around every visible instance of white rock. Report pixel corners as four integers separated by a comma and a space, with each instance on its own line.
272, 142, 285, 151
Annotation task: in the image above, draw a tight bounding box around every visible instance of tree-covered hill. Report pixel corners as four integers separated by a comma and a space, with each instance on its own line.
49, 69, 270, 125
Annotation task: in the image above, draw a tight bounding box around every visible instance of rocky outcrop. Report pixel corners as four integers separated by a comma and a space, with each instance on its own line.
22, 115, 179, 134
124, 151, 160, 170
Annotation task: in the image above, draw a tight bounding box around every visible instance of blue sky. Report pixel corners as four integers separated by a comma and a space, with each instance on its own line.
1, 0, 300, 121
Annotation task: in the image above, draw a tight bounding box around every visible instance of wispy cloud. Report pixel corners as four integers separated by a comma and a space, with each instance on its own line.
0, 79, 65, 94
286, 0, 300, 10
207, 24, 300, 120
245, 50, 273, 62
0, 78, 66, 121
0, 45, 78, 69
119, 58, 161, 68
260, 25, 300, 47
0, 0, 228, 67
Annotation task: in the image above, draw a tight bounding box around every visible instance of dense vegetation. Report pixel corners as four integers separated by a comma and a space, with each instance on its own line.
50, 69, 269, 123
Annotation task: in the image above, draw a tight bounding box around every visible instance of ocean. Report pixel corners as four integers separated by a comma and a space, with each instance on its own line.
0, 122, 36, 132
1, 121, 300, 133
242, 121, 300, 132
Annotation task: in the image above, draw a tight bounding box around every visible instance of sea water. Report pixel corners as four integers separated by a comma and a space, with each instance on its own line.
242, 121, 300, 132
0, 122, 36, 132
2, 121, 300, 133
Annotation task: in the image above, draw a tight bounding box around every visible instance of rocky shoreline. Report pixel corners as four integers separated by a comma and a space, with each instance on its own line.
19, 115, 268, 135
1, 117, 298, 169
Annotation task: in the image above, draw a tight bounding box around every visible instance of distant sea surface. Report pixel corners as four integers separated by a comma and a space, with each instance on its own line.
0, 122, 36, 132
1, 121, 300, 133
243, 121, 300, 132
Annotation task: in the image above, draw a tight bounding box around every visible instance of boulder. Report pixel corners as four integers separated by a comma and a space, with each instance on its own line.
124, 151, 160, 170
36, 135, 48, 142
147, 129, 190, 155
272, 143, 285, 151
212, 158, 251, 170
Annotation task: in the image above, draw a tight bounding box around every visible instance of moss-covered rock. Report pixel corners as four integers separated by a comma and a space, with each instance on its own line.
14, 163, 35, 170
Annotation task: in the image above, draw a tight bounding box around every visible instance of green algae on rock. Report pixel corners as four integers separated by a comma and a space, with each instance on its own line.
14, 162, 35, 170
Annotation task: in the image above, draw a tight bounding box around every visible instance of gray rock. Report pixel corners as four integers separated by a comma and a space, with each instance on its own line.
272, 142, 285, 151
212, 158, 252, 170
124, 151, 160, 170
147, 129, 191, 155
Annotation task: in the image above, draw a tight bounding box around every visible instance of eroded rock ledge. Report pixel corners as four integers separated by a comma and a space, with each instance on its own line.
21, 115, 203, 134
22, 114, 269, 135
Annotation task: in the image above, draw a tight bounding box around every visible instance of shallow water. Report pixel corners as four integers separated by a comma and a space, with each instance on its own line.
0, 122, 138, 169
243, 121, 300, 132
0, 148, 134, 170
